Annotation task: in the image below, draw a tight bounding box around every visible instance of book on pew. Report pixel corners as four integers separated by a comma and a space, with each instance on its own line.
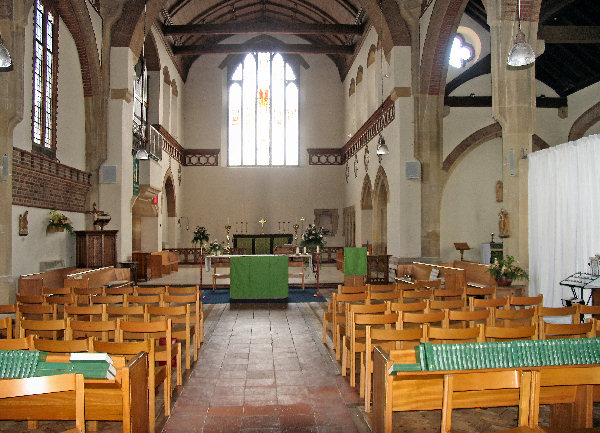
0, 350, 45, 378
69, 352, 113, 364
36, 361, 116, 380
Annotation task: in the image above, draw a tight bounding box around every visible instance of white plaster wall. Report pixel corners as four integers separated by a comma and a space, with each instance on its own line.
443, 106, 494, 158
12, 206, 84, 279
440, 138, 502, 262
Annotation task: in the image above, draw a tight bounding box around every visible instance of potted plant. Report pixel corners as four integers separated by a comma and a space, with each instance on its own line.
192, 226, 210, 247
208, 240, 223, 255
489, 255, 529, 286
300, 224, 326, 250
46, 209, 74, 234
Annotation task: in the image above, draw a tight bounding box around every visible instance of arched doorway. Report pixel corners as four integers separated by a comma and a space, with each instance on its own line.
162, 170, 177, 249
361, 175, 373, 246
373, 166, 389, 255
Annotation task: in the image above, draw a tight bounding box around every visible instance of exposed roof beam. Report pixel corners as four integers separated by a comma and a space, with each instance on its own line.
539, 0, 579, 23
538, 26, 600, 44
445, 96, 567, 108
163, 22, 364, 36
173, 42, 353, 55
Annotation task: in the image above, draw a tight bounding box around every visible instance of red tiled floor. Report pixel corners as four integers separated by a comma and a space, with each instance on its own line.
162, 303, 367, 433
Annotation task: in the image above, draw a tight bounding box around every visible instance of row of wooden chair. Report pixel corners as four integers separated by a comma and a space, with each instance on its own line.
0, 319, 179, 433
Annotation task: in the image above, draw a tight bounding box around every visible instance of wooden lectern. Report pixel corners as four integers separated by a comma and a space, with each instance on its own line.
453, 242, 471, 261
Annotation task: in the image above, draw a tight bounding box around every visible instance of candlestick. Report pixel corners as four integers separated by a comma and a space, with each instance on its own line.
224, 224, 232, 253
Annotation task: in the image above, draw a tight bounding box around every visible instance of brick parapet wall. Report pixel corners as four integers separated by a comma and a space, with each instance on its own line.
12, 147, 91, 212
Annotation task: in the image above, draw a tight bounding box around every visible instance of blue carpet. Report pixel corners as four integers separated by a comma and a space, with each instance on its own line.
202, 287, 326, 304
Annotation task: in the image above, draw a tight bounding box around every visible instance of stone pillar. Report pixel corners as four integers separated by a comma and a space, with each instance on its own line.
487, 0, 540, 268
0, 1, 30, 303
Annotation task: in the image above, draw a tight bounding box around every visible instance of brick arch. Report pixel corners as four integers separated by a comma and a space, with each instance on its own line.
359, 0, 410, 50
55, 0, 102, 97
568, 101, 600, 142
443, 122, 550, 172
420, 0, 470, 96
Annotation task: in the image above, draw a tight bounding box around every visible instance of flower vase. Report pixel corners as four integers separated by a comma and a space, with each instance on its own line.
47, 225, 64, 233
496, 277, 512, 287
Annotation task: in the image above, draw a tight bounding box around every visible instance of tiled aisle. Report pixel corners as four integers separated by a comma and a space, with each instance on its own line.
163, 302, 368, 433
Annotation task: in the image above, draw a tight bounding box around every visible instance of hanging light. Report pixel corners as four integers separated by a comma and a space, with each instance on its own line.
0, 35, 12, 69
507, 0, 535, 67
135, 149, 149, 160
376, 134, 389, 155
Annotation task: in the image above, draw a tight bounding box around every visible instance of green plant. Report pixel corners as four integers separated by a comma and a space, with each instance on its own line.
489, 255, 528, 280
192, 226, 210, 246
208, 240, 223, 255
47, 209, 74, 234
300, 224, 326, 248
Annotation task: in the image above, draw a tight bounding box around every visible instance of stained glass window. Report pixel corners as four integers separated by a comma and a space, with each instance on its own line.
32, 0, 57, 156
228, 52, 299, 166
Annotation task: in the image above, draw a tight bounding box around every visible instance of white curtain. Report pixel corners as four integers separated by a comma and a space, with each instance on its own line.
528, 134, 600, 308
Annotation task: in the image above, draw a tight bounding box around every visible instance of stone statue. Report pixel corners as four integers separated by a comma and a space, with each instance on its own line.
498, 208, 510, 238
18, 210, 28, 236
496, 180, 503, 202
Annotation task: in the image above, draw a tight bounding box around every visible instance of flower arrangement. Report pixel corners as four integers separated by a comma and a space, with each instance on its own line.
300, 224, 326, 248
489, 255, 528, 282
208, 240, 224, 255
192, 226, 210, 246
47, 209, 74, 234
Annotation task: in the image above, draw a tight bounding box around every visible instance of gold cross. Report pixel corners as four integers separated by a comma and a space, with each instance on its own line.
258, 218, 267, 234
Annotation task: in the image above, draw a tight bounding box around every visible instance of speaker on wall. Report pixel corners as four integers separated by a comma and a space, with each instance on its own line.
405, 161, 421, 180
101, 165, 117, 183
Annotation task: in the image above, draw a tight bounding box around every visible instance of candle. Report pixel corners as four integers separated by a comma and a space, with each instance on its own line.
295, 246, 300, 255
316, 245, 320, 253
303, 247, 306, 254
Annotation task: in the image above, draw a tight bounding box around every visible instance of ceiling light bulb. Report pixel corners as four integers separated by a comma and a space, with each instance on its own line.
507, 29, 535, 67
135, 149, 149, 160
376, 134, 389, 155
0, 36, 12, 69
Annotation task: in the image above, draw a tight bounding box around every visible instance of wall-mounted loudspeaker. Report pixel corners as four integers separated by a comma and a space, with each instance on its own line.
101, 165, 117, 184
405, 161, 421, 179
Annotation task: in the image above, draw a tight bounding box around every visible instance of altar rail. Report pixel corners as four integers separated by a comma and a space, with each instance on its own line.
165, 247, 338, 264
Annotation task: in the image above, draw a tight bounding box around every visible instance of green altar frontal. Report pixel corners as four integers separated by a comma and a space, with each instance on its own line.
229, 255, 289, 300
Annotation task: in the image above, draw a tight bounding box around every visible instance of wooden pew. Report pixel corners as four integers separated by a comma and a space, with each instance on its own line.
65, 267, 131, 290
150, 251, 179, 278
19, 267, 81, 296
0, 351, 149, 433
372, 346, 600, 433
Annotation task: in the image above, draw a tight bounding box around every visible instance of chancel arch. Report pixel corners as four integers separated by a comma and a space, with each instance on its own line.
373, 166, 389, 255
361, 174, 373, 246
568, 101, 600, 142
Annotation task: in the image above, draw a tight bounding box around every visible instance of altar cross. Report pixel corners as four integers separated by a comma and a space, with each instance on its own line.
258, 218, 267, 234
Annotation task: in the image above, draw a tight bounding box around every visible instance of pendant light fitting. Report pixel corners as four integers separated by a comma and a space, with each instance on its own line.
507, 0, 535, 67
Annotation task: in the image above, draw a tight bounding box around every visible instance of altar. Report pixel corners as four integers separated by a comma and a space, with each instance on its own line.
233, 233, 293, 254
230, 255, 288, 300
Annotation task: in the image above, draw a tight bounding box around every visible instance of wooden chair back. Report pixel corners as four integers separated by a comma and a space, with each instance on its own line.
368, 291, 400, 304
19, 318, 67, 340
16, 294, 46, 305
72, 287, 103, 304
445, 308, 491, 328
146, 304, 194, 370
483, 324, 538, 341
31, 335, 90, 353
539, 320, 593, 340
163, 292, 203, 346
67, 317, 118, 342
0, 335, 33, 350
338, 285, 368, 294
388, 301, 427, 314
103, 286, 134, 296
427, 299, 465, 312
424, 323, 483, 344
91, 294, 125, 306
167, 285, 201, 295
441, 370, 535, 433
0, 373, 86, 432
106, 305, 145, 322
0, 303, 16, 314
398, 311, 446, 329
470, 296, 507, 310
126, 294, 162, 307
495, 306, 537, 327
431, 288, 465, 301
507, 294, 543, 309
367, 284, 396, 293
42, 287, 72, 296
134, 286, 167, 296
537, 305, 579, 324
577, 303, 600, 321
64, 304, 106, 321
400, 288, 433, 303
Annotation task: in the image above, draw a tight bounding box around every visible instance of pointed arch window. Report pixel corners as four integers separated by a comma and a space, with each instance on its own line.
32, 0, 58, 158
228, 52, 299, 166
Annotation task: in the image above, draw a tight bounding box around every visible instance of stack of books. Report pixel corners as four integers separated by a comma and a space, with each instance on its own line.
0, 350, 44, 378
36, 352, 116, 379
388, 338, 600, 374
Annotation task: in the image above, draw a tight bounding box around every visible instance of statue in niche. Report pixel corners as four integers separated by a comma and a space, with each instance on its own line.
498, 208, 510, 238
18, 210, 28, 236
496, 180, 503, 202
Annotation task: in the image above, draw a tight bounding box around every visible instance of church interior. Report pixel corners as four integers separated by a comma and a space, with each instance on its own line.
1, 0, 600, 432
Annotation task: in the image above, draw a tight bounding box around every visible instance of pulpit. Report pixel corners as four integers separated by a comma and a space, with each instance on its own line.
233, 234, 293, 254
75, 230, 118, 268
366, 254, 391, 284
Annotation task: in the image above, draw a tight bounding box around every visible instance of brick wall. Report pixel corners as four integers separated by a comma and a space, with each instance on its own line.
12, 147, 91, 212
